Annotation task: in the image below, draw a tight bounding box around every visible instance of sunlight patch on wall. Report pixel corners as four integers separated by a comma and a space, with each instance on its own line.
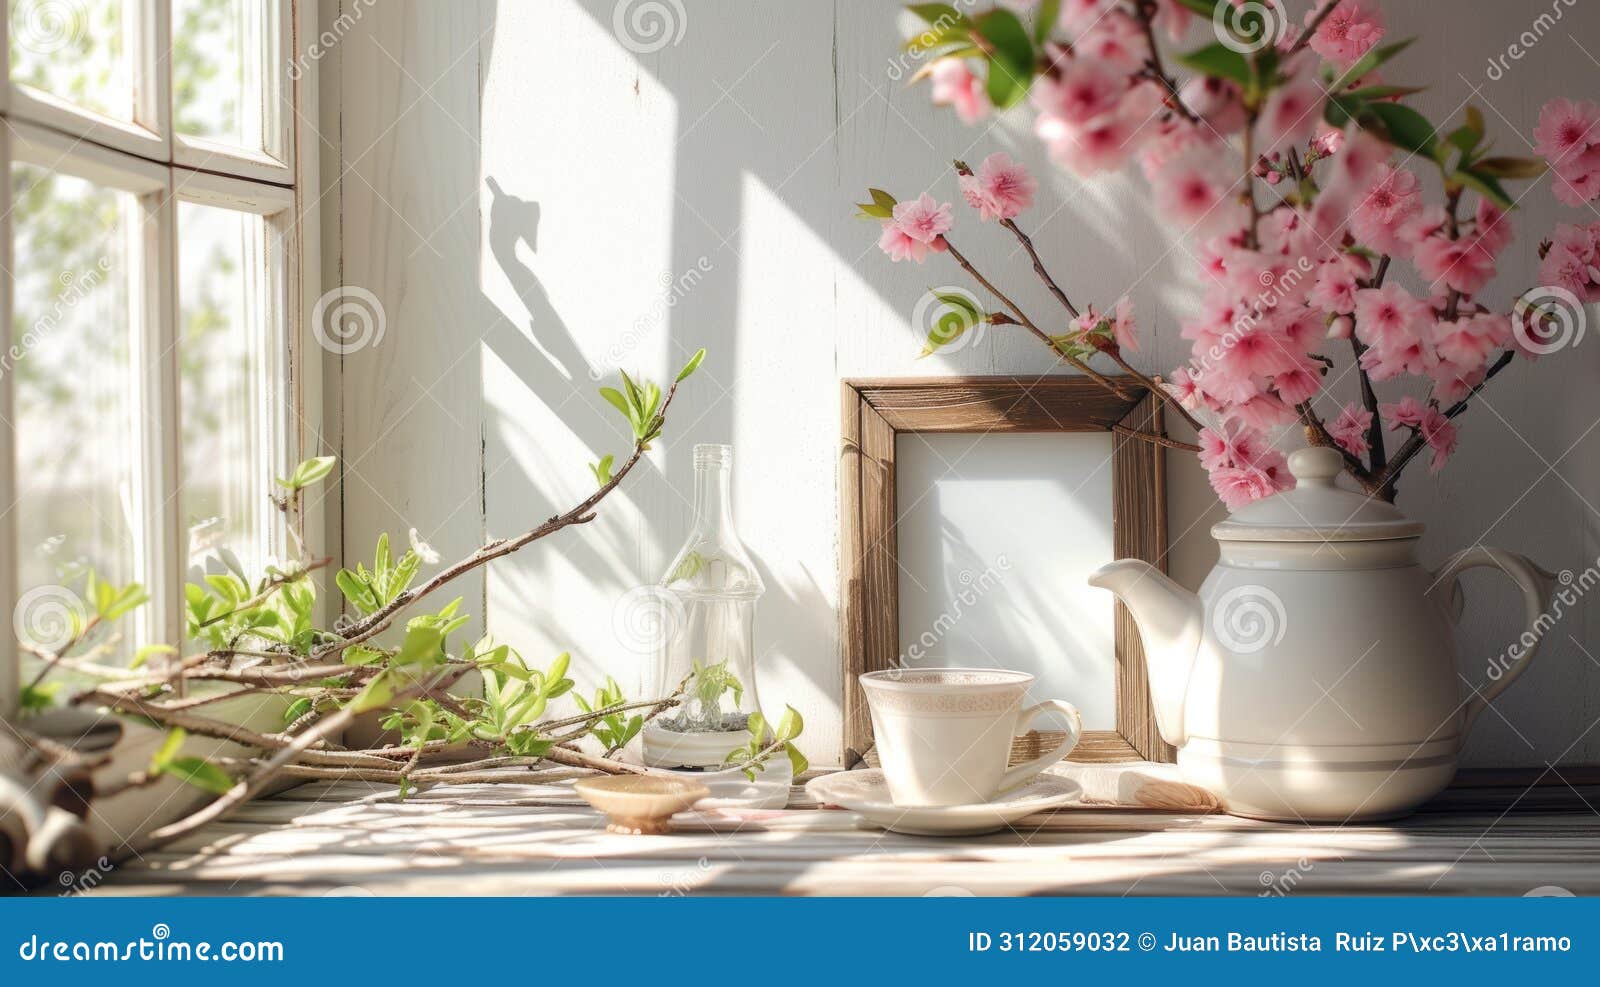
477, 0, 680, 387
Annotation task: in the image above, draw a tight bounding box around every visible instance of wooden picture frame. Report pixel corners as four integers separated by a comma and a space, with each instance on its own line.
839, 375, 1173, 764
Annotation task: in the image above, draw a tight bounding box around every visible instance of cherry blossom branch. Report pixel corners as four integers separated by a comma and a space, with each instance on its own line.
1297, 401, 1377, 486
938, 237, 1132, 397
1374, 350, 1516, 499
1132, 0, 1201, 125
1287, 0, 1345, 58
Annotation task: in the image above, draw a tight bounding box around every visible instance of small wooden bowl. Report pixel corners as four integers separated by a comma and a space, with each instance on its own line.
574, 775, 710, 835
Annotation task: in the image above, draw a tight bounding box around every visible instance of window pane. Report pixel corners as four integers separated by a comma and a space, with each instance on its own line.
179, 201, 275, 581
173, 0, 273, 155
10, 163, 142, 659
8, 0, 134, 121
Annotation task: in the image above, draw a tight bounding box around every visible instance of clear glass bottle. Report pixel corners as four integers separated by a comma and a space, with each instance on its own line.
642, 443, 766, 767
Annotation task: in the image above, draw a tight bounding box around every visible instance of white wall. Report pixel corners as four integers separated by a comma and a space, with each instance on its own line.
321, 0, 1600, 768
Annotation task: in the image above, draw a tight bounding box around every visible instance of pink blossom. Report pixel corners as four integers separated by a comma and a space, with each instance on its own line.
1227, 392, 1297, 430
1259, 67, 1324, 152
1353, 284, 1428, 344
1167, 366, 1204, 409
877, 221, 929, 263
1533, 98, 1600, 170
1179, 76, 1246, 134
1380, 395, 1427, 430
1111, 295, 1139, 352
1153, 0, 1194, 40
1271, 361, 1322, 405
1538, 222, 1600, 300
1309, 255, 1366, 314
1152, 147, 1242, 234
1208, 460, 1291, 510
1219, 325, 1299, 380
1350, 164, 1421, 255
1412, 235, 1496, 296
930, 59, 990, 126
1419, 406, 1458, 473
1031, 59, 1124, 127
891, 193, 953, 244
1433, 313, 1503, 373
1059, 0, 1116, 30
1037, 85, 1161, 176
1328, 403, 1373, 456
1474, 199, 1514, 257
1305, 0, 1385, 67
1074, 11, 1149, 71
959, 152, 1038, 222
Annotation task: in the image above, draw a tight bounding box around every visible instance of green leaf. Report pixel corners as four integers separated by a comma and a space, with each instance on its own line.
589, 454, 615, 487
1452, 168, 1515, 209
283, 697, 314, 724
856, 201, 894, 220
1358, 101, 1440, 159
289, 455, 337, 490
1323, 92, 1362, 129
166, 756, 236, 795
775, 705, 804, 743
19, 681, 60, 713
348, 671, 396, 713
1333, 37, 1415, 88
784, 742, 809, 777
598, 386, 631, 421
1177, 43, 1251, 87
1033, 0, 1060, 44
130, 643, 177, 670
747, 710, 768, 743
675, 348, 707, 383
919, 290, 986, 357
1343, 84, 1425, 102
394, 625, 445, 668
907, 3, 965, 27
150, 728, 187, 771
1174, 0, 1223, 16
1471, 156, 1547, 179
974, 9, 1034, 109
545, 652, 571, 690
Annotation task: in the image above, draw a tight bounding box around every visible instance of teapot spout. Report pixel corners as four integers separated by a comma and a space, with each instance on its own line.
1088, 559, 1202, 748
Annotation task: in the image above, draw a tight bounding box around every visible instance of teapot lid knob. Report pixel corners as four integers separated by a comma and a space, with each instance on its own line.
1288, 446, 1344, 486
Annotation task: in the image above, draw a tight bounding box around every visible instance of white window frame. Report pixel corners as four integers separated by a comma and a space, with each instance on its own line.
0, 0, 322, 721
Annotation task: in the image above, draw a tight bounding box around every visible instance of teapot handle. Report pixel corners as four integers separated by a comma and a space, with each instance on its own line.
1430, 547, 1556, 736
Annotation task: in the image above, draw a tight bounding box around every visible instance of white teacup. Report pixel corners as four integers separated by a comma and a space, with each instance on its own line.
860, 668, 1083, 807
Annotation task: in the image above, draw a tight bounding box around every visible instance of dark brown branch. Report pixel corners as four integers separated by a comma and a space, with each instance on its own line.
939, 238, 1134, 398
1133, 0, 1202, 125
1102, 421, 1203, 452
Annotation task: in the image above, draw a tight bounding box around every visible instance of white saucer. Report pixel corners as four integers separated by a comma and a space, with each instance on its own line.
805, 769, 1082, 836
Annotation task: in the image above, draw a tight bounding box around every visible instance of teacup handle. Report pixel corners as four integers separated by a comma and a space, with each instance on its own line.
998, 700, 1084, 793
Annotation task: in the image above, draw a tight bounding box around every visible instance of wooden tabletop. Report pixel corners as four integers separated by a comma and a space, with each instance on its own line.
89, 766, 1600, 897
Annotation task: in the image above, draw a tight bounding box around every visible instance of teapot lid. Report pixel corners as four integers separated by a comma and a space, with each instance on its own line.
1212, 447, 1424, 542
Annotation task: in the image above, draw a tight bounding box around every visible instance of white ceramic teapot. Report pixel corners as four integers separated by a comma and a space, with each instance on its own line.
1089, 446, 1557, 821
